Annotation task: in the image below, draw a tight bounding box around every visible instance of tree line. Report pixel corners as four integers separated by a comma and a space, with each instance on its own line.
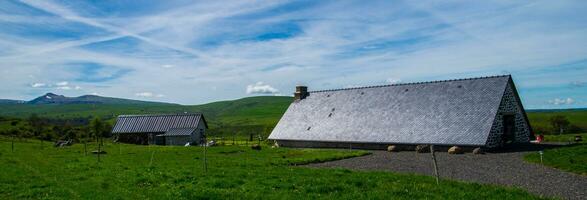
0, 114, 112, 144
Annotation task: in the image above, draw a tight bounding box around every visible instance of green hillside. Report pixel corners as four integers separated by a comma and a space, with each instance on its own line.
1, 95, 585, 138
0, 96, 293, 137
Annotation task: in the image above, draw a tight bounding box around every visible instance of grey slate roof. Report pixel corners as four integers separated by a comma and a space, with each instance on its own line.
157, 128, 196, 137
268, 75, 513, 146
112, 113, 207, 134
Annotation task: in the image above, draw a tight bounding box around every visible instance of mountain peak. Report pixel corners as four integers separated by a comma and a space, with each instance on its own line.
26, 93, 175, 105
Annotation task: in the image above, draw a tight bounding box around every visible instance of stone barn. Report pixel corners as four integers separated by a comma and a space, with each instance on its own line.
268, 75, 532, 149
112, 113, 208, 146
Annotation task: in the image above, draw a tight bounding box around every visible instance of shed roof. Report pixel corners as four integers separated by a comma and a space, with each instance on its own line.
268, 75, 514, 146
112, 113, 207, 134
157, 128, 196, 137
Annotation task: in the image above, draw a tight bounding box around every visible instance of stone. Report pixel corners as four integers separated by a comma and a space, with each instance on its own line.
415, 145, 430, 153
472, 147, 484, 154
251, 144, 262, 150
387, 145, 398, 152
448, 146, 464, 154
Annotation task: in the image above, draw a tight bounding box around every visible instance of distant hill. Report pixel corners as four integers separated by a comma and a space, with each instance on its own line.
27, 93, 174, 105
0, 95, 293, 137
1, 93, 585, 136
0, 99, 25, 104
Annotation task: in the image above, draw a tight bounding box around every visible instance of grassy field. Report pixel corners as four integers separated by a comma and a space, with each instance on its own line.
0, 138, 545, 199
524, 144, 587, 175
542, 133, 587, 143
527, 109, 587, 134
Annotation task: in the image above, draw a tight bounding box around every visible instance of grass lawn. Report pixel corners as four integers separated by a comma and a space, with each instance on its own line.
0, 138, 547, 199
542, 133, 587, 143
524, 144, 587, 175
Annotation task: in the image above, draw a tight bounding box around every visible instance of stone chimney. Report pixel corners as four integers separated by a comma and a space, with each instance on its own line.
294, 85, 308, 100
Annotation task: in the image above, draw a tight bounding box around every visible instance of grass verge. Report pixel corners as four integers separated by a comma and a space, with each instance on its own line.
524, 144, 587, 175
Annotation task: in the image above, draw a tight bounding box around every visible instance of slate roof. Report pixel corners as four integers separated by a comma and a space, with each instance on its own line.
268, 75, 514, 146
112, 113, 207, 134
157, 128, 196, 137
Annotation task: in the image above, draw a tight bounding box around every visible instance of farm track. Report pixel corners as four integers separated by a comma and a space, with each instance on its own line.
307, 146, 587, 200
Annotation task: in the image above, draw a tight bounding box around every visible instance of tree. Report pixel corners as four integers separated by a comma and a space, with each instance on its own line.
550, 115, 570, 134
89, 117, 110, 161
28, 114, 46, 147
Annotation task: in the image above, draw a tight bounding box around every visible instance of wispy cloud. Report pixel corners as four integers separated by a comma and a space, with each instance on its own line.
549, 98, 575, 105
0, 0, 585, 108
135, 92, 165, 98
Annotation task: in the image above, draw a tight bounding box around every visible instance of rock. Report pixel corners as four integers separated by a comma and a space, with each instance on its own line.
415, 145, 430, 153
387, 145, 398, 152
251, 144, 262, 150
472, 147, 484, 154
448, 146, 464, 154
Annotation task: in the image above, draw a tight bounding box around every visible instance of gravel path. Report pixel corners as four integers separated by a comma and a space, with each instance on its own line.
307, 145, 587, 200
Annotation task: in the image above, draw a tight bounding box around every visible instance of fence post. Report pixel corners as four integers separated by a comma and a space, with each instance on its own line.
204, 134, 208, 174
430, 145, 440, 184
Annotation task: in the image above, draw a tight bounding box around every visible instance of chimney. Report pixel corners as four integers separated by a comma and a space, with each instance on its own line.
294, 85, 308, 100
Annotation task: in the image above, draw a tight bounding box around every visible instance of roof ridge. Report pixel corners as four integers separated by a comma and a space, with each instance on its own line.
309, 75, 511, 93
118, 113, 203, 118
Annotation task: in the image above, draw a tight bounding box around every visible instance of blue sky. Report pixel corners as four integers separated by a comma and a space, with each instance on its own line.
0, 0, 586, 109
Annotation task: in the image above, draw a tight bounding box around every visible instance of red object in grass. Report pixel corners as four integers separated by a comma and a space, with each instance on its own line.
536, 134, 544, 143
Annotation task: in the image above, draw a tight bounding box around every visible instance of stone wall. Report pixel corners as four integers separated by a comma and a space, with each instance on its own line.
486, 82, 531, 148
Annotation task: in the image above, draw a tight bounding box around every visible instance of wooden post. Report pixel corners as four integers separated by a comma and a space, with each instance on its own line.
539, 151, 544, 171
204, 132, 208, 173
430, 145, 440, 184
98, 137, 101, 163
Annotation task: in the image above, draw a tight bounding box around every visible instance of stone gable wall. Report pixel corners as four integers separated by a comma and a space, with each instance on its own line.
486, 82, 531, 148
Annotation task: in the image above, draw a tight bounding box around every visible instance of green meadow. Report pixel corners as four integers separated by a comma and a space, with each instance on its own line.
525, 144, 587, 175
0, 137, 545, 200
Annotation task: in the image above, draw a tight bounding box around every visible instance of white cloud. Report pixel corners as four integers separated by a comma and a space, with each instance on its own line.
56, 81, 68, 86
549, 98, 575, 105
31, 83, 46, 88
57, 86, 71, 90
135, 92, 154, 97
386, 78, 402, 84
246, 82, 279, 94
135, 92, 165, 98
162, 64, 174, 68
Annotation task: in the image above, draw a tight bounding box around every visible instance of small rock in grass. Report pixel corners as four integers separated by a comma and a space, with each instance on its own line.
448, 146, 463, 154
473, 147, 484, 154
387, 145, 398, 152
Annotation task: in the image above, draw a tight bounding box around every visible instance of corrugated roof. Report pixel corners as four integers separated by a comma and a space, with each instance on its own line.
268, 75, 512, 146
157, 128, 196, 137
112, 113, 206, 134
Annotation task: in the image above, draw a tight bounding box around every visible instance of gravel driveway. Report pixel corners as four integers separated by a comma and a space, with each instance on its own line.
307, 144, 587, 200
